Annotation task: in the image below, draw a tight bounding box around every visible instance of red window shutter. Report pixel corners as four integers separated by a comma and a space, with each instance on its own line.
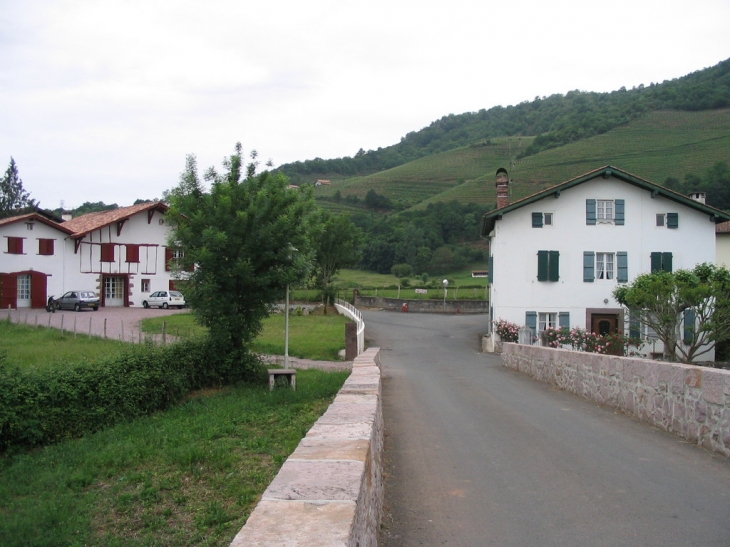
7, 237, 23, 254
101, 243, 115, 262
39, 239, 54, 255
169, 280, 177, 290
165, 247, 173, 271
125, 244, 140, 263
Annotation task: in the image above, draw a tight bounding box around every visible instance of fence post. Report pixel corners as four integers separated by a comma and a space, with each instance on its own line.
89, 316, 92, 337
162, 321, 167, 344
73, 316, 77, 340
121, 320, 125, 341
104, 318, 107, 339
60, 314, 65, 337
138, 320, 142, 344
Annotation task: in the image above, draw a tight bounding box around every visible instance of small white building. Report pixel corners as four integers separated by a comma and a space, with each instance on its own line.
481, 166, 730, 360
1, 202, 185, 308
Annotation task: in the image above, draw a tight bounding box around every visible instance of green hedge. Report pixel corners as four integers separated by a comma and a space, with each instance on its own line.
0, 338, 267, 452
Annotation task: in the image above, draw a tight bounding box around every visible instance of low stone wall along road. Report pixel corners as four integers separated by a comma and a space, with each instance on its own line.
365, 310, 730, 547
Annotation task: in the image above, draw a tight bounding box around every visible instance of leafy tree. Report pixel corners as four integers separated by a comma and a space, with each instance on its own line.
310, 209, 364, 312
613, 263, 730, 363
0, 157, 36, 212
165, 145, 315, 354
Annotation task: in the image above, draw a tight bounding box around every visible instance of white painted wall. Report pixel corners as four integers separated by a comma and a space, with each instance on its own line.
717, 233, 730, 268
0, 219, 67, 298
489, 175, 717, 358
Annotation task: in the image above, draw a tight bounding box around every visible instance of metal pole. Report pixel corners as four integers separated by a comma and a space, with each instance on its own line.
285, 283, 290, 369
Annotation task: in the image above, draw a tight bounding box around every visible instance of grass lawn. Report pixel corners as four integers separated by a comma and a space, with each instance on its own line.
0, 369, 349, 546
140, 311, 350, 361
0, 320, 130, 371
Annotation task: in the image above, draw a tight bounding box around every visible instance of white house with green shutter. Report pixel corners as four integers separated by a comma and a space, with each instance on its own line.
480, 166, 730, 360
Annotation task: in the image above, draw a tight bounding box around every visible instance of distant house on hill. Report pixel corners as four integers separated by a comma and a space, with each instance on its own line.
1, 202, 185, 309
481, 166, 730, 361
314, 180, 331, 186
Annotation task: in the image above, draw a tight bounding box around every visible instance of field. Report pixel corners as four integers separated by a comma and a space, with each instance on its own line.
332, 267, 489, 290
312, 109, 730, 211
0, 365, 348, 547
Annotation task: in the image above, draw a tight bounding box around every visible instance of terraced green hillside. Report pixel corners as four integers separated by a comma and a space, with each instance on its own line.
314, 109, 730, 211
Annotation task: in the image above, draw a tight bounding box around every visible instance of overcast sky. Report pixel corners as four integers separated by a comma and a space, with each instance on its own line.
1, 0, 729, 210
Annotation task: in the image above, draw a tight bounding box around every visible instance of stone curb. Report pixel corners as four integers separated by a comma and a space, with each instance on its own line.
229, 347, 383, 547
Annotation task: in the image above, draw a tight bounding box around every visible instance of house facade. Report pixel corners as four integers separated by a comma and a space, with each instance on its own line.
717, 220, 730, 268
481, 166, 730, 360
1, 202, 183, 309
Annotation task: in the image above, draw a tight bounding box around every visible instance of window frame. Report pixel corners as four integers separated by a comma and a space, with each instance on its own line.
6, 236, 24, 254
100, 242, 115, 262
38, 238, 55, 256
596, 252, 615, 280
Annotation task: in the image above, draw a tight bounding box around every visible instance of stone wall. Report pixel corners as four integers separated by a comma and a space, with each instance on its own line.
229, 347, 383, 547
355, 295, 487, 314
501, 343, 730, 457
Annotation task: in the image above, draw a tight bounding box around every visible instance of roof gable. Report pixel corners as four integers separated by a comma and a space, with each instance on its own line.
481, 166, 730, 237
61, 202, 168, 238
0, 212, 74, 234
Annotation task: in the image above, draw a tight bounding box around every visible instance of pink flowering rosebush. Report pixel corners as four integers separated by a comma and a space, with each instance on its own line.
494, 319, 520, 343
543, 326, 644, 356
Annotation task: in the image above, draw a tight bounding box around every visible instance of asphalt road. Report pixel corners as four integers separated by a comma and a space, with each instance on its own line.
365, 310, 730, 547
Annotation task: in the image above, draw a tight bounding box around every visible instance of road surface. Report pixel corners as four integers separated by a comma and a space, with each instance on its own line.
365, 310, 730, 547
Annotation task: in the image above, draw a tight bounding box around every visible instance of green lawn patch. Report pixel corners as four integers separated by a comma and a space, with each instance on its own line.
141, 312, 350, 361
0, 369, 349, 546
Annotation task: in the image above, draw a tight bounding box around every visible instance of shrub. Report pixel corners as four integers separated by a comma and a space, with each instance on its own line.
543, 326, 644, 356
391, 263, 413, 278
0, 337, 267, 453
494, 319, 520, 343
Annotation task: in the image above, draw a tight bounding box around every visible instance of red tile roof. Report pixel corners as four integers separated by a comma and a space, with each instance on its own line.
0, 212, 74, 234
717, 221, 730, 234
60, 202, 168, 237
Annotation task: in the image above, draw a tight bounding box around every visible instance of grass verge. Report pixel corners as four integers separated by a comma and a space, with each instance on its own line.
141, 312, 350, 361
0, 369, 349, 547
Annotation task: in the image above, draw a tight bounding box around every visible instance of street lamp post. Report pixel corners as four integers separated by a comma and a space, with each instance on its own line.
442, 279, 448, 312
284, 244, 298, 370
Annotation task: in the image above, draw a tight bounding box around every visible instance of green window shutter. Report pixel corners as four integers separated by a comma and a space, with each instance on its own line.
583, 251, 595, 282
615, 199, 625, 225
548, 251, 560, 281
526, 311, 537, 337
651, 252, 662, 273
488, 255, 494, 284
558, 311, 570, 328
662, 252, 673, 272
532, 212, 543, 227
629, 314, 641, 339
667, 213, 678, 229
537, 250, 549, 281
683, 309, 695, 344
617, 252, 628, 282
586, 199, 596, 225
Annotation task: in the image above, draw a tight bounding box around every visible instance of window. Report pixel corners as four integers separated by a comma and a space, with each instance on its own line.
531, 212, 553, 228
538, 312, 557, 333
25, 222, 34, 231
537, 250, 559, 282
38, 238, 54, 255
125, 244, 140, 263
651, 252, 672, 273
6, 237, 23, 254
586, 199, 624, 225
584, 251, 628, 282
141, 279, 150, 292
101, 243, 115, 262
596, 253, 614, 279
656, 213, 678, 228
597, 200, 614, 220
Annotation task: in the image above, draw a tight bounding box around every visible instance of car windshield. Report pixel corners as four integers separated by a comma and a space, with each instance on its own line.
170, 291, 183, 297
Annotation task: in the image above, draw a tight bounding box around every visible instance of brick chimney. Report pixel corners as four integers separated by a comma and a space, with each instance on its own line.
495, 168, 509, 209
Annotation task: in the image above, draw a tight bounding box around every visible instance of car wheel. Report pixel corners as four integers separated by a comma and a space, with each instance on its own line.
143, 301, 149, 309
162, 302, 169, 309
74, 303, 81, 312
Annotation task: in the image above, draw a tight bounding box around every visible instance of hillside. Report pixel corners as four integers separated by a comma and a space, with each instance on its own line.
313, 109, 730, 212
278, 57, 730, 182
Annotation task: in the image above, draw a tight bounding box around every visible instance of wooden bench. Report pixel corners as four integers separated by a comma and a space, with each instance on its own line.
268, 369, 296, 391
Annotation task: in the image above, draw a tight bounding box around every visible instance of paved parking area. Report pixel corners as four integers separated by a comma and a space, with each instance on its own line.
0, 306, 189, 343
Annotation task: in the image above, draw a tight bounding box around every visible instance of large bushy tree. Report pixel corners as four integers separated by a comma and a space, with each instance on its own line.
0, 157, 36, 213
613, 263, 730, 363
165, 144, 315, 352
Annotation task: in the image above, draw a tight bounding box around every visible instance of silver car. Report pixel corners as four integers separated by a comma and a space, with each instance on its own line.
54, 290, 100, 311
142, 290, 186, 309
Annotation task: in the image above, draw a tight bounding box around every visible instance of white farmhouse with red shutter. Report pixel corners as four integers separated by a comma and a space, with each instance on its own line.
1, 202, 183, 309
481, 166, 730, 360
